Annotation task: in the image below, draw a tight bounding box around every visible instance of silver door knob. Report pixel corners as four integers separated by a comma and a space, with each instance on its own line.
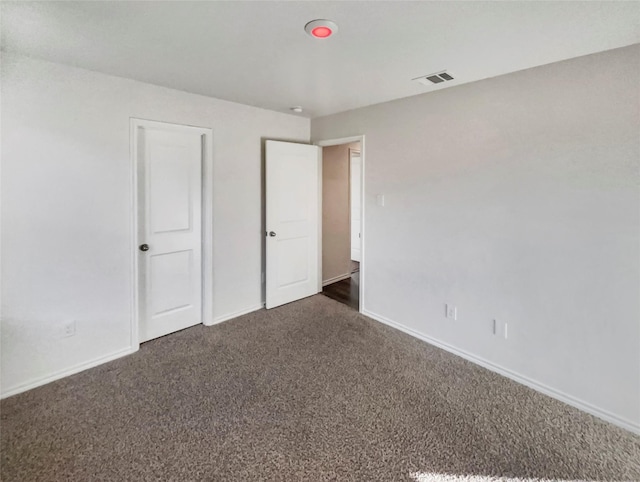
139, 244, 149, 251
268, 231, 276, 237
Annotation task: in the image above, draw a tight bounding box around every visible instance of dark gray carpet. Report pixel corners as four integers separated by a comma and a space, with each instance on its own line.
2, 295, 639, 481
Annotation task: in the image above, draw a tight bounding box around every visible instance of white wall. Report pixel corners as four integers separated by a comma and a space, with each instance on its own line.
312, 45, 640, 432
1, 54, 309, 395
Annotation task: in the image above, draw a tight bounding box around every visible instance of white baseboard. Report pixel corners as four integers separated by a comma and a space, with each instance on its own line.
210, 303, 265, 325
1, 346, 138, 399
362, 309, 640, 435
3, 304, 265, 399
322, 272, 351, 287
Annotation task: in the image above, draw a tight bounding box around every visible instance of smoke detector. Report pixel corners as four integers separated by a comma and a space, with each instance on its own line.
305, 19, 338, 39
413, 71, 455, 86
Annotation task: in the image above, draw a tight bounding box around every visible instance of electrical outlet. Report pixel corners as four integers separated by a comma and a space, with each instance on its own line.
62, 320, 76, 338
445, 304, 457, 320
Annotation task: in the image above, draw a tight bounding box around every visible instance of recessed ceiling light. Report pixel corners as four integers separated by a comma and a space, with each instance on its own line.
290, 106, 303, 113
305, 19, 338, 39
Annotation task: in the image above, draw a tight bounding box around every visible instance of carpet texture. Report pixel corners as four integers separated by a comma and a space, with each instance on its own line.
2, 295, 639, 481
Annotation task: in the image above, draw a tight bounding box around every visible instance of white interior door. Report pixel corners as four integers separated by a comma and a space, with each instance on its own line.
136, 121, 204, 342
266, 140, 320, 309
350, 151, 362, 262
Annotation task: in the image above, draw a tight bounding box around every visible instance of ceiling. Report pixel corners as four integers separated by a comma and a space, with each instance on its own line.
2, 1, 639, 118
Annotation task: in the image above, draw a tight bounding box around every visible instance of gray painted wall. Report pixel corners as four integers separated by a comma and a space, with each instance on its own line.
312, 45, 640, 431
1, 54, 310, 395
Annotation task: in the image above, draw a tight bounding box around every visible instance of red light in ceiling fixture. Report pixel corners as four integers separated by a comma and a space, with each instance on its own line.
305, 19, 338, 39
311, 26, 332, 38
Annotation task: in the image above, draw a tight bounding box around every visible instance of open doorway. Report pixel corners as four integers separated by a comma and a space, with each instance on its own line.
320, 141, 362, 311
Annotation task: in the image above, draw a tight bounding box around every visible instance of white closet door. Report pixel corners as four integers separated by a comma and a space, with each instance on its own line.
135, 122, 204, 342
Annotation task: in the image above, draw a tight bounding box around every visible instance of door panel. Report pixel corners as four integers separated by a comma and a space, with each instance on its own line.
277, 236, 310, 286
137, 123, 204, 342
150, 250, 193, 315
149, 148, 193, 233
266, 141, 319, 309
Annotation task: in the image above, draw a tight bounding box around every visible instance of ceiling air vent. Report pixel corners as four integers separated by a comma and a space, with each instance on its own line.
413, 71, 455, 86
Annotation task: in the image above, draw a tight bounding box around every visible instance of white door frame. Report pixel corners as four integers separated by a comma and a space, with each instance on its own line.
315, 135, 366, 314
130, 118, 214, 350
